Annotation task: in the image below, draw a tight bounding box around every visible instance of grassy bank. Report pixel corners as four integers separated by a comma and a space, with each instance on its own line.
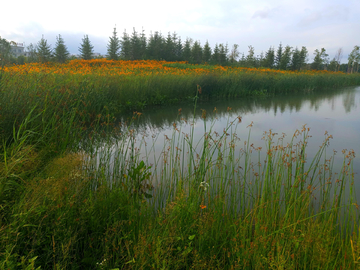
0, 61, 359, 269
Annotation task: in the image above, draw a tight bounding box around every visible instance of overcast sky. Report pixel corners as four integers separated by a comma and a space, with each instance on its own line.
1, 0, 359, 62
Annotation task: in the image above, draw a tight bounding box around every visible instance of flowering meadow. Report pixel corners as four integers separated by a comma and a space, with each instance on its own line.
1, 60, 360, 269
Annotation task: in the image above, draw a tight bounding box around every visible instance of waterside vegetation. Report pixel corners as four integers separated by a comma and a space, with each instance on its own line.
0, 61, 360, 268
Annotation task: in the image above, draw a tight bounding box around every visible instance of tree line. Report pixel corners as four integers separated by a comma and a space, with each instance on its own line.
1, 28, 359, 73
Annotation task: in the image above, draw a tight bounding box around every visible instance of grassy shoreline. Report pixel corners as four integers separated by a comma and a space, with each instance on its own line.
0, 61, 360, 269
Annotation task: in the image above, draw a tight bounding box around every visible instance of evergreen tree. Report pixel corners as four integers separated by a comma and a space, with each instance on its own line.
219, 43, 228, 65
54, 34, 69, 63
130, 28, 142, 60
279, 45, 292, 70
147, 31, 164, 60
164, 32, 175, 61
139, 28, 147, 59
79, 35, 94, 60
275, 42, 283, 69
182, 38, 192, 62
107, 27, 121, 60
311, 48, 328, 70
120, 30, 131, 60
290, 47, 301, 70
202, 40, 212, 63
191, 40, 203, 64
174, 36, 183, 61
263, 46, 275, 68
211, 44, 220, 64
299, 46, 308, 70
37, 36, 52, 63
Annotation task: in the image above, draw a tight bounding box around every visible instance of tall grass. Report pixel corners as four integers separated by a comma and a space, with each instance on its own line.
0, 62, 359, 268
1, 88, 358, 269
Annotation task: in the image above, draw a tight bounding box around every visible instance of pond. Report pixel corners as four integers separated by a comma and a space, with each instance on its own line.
93, 86, 360, 205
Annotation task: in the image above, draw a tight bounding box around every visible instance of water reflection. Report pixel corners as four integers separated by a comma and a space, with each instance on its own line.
113, 86, 359, 191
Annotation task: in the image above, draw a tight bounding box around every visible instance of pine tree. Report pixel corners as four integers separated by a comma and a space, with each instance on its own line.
279, 45, 292, 70
107, 27, 121, 60
79, 35, 94, 60
182, 38, 192, 62
130, 28, 141, 60
202, 40, 212, 63
54, 34, 69, 63
275, 42, 283, 69
263, 46, 275, 68
299, 46, 308, 70
191, 40, 203, 64
211, 44, 220, 64
147, 31, 164, 60
120, 30, 131, 60
290, 47, 301, 70
26, 43, 38, 63
37, 36, 52, 63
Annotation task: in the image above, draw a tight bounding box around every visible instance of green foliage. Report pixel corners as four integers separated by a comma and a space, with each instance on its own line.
263, 46, 275, 68
311, 48, 329, 70
279, 45, 292, 70
79, 35, 94, 60
0, 37, 11, 67
54, 34, 69, 63
37, 37, 52, 63
106, 27, 121, 60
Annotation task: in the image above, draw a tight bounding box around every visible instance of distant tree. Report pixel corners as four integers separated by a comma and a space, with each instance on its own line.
164, 32, 176, 61
246, 45, 256, 67
139, 28, 147, 59
258, 51, 265, 67
130, 28, 142, 60
218, 43, 228, 65
174, 36, 183, 61
182, 38, 192, 62
311, 48, 328, 70
120, 30, 131, 60
0, 37, 11, 67
263, 46, 275, 68
299, 46, 308, 70
290, 47, 301, 70
347, 46, 360, 73
54, 34, 69, 63
334, 48, 343, 72
202, 40, 212, 63
147, 31, 164, 60
211, 43, 220, 64
26, 43, 38, 63
191, 40, 203, 64
279, 45, 292, 70
79, 35, 94, 60
107, 27, 121, 60
328, 58, 338, 71
37, 36, 52, 63
229, 44, 240, 64
275, 42, 283, 69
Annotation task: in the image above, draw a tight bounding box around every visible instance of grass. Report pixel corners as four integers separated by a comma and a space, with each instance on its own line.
0, 61, 359, 269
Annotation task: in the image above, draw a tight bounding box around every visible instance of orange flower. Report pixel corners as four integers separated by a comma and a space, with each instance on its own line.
200, 205, 206, 209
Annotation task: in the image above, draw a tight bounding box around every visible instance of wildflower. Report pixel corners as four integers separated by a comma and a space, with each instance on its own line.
200, 181, 209, 191
200, 204, 206, 209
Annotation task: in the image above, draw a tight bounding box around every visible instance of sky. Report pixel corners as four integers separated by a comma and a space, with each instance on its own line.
1, 0, 359, 62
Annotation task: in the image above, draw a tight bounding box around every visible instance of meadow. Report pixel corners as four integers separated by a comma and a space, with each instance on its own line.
0, 60, 360, 269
